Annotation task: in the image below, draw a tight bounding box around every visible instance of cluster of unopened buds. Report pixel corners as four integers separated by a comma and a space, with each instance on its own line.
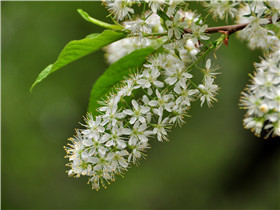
65, 0, 280, 190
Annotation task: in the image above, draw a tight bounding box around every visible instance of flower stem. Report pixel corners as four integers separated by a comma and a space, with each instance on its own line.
185, 34, 226, 72
143, 32, 168, 37
189, 79, 198, 89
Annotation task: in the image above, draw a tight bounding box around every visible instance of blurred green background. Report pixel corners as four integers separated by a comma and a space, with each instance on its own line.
2, 2, 280, 209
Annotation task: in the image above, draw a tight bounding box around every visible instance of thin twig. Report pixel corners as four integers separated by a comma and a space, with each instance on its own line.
184, 18, 279, 36
184, 23, 248, 35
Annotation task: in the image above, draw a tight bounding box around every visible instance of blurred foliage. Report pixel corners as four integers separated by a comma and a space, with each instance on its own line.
2, 2, 279, 209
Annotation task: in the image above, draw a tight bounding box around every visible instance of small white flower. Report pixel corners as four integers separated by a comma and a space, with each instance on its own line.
166, 13, 188, 39
100, 125, 127, 148
255, 54, 280, 73
269, 1, 280, 24
145, 0, 165, 13
99, 94, 120, 113
123, 100, 150, 124
163, 39, 186, 50
144, 54, 167, 71
118, 78, 141, 97
184, 23, 209, 44
124, 121, 153, 145
128, 142, 149, 165
126, 19, 153, 39
198, 76, 219, 107
180, 10, 202, 27
106, 0, 134, 21
204, 0, 238, 21
102, 103, 125, 127
203, 59, 220, 78
167, 0, 183, 17
169, 104, 188, 126
164, 61, 193, 89
241, 92, 262, 116
174, 85, 198, 106
75, 161, 93, 176
106, 150, 129, 170
137, 69, 164, 88
93, 154, 113, 172
153, 116, 169, 141
244, 117, 264, 136
82, 115, 105, 139
179, 39, 200, 64
149, 89, 174, 115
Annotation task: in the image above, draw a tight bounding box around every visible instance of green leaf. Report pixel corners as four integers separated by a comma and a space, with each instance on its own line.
85, 33, 99, 39
88, 47, 157, 116
77, 9, 123, 30
30, 64, 53, 91
30, 30, 126, 91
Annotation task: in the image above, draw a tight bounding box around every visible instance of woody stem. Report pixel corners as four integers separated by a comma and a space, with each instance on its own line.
184, 18, 279, 36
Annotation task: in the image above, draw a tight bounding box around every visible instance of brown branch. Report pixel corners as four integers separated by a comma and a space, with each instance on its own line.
207, 23, 249, 35
184, 23, 248, 35
184, 18, 279, 36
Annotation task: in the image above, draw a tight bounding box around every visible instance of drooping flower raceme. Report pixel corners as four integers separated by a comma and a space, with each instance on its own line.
232, 1, 280, 136
241, 48, 280, 137
65, 52, 220, 190
62, 0, 280, 191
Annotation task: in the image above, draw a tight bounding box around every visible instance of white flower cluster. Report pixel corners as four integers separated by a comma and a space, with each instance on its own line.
65, 53, 220, 190
105, 0, 280, 52
237, 1, 280, 137
204, 0, 239, 22
104, 13, 164, 64
241, 45, 280, 137
65, 0, 280, 191
236, 1, 280, 50
105, 0, 183, 21
104, 7, 203, 64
